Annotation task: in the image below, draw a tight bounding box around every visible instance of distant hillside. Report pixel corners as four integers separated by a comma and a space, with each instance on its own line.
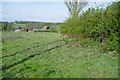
15, 21, 63, 29
14, 21, 63, 32
12, 23, 27, 29
1, 21, 63, 32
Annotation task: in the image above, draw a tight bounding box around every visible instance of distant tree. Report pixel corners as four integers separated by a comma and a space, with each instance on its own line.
2, 22, 9, 31
6, 22, 13, 31
0, 22, 2, 31
2, 22, 13, 31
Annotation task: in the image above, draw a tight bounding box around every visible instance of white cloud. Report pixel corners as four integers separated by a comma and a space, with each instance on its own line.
0, 3, 2, 21
1, 0, 118, 2
1, 0, 64, 2
87, 0, 119, 2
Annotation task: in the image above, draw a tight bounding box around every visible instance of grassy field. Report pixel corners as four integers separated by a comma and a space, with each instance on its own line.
2, 32, 118, 78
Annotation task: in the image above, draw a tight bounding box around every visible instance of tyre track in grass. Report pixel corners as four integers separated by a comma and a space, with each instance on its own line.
2, 51, 19, 58
2, 39, 63, 59
2, 43, 65, 71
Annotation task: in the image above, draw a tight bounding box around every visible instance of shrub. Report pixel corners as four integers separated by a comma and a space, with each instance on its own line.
60, 1, 120, 52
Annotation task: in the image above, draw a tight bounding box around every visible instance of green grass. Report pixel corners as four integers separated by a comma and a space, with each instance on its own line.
2, 32, 118, 78
12, 23, 27, 28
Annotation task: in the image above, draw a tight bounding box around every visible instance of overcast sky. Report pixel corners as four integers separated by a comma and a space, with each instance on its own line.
2, 2, 69, 22
0, 0, 118, 22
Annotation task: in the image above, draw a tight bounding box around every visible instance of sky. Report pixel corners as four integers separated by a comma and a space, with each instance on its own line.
1, 2, 69, 22
0, 0, 118, 22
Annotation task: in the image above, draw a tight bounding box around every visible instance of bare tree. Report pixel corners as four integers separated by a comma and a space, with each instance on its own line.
64, 0, 88, 18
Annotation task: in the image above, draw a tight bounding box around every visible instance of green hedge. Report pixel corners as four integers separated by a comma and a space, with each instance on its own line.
60, 1, 120, 51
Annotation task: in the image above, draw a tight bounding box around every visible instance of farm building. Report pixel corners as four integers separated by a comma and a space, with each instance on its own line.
33, 26, 50, 32
26, 28, 33, 32
15, 27, 22, 32
13, 23, 27, 32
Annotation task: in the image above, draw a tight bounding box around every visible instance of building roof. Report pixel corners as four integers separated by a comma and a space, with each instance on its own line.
42, 26, 49, 30
33, 26, 50, 31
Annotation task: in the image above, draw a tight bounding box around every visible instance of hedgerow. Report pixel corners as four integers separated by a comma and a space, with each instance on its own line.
60, 1, 120, 52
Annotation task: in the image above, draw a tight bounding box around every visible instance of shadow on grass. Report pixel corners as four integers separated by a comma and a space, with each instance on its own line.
2, 39, 63, 59
2, 51, 18, 58
2, 44, 64, 71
